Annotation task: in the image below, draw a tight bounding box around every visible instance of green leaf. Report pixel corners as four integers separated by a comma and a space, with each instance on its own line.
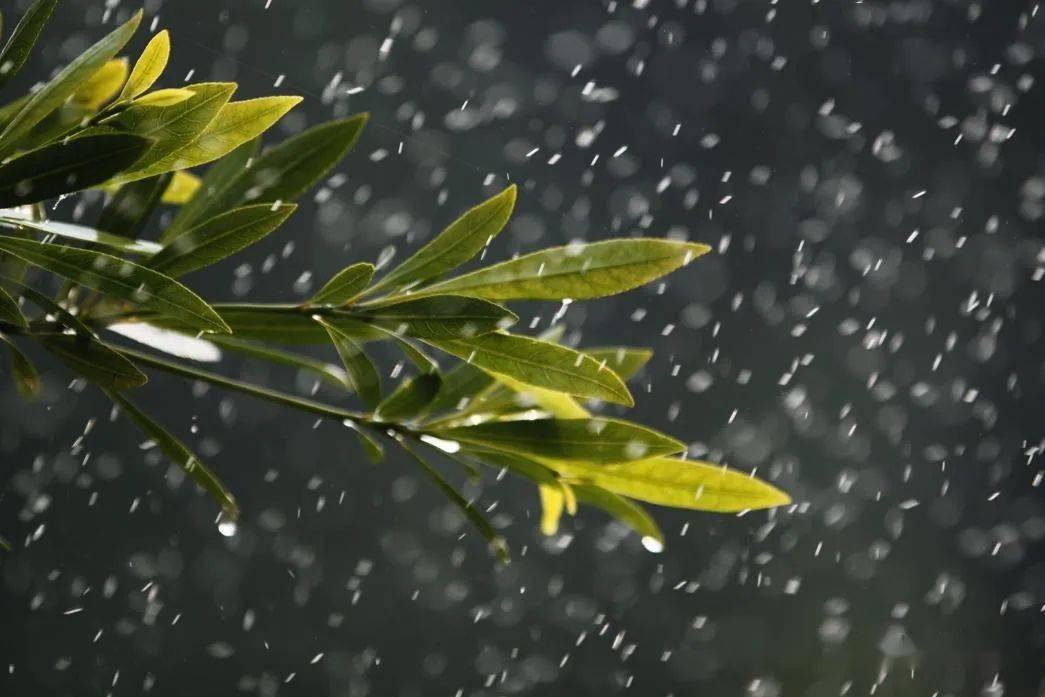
97, 173, 171, 238
423, 361, 495, 418
127, 307, 387, 344
132, 87, 193, 108
210, 335, 351, 391
99, 82, 236, 177
105, 388, 239, 519
42, 334, 147, 389
558, 457, 791, 513
366, 184, 516, 296
400, 438, 509, 564
0, 285, 26, 328
317, 317, 381, 408
0, 216, 162, 255
347, 423, 384, 463
308, 262, 374, 307
119, 29, 169, 101
358, 295, 516, 341
148, 203, 296, 277
1, 333, 39, 398
0, 134, 152, 207
438, 417, 685, 464
538, 483, 565, 535
117, 95, 302, 183
425, 331, 633, 406
585, 347, 652, 381
70, 57, 127, 110
0, 535, 11, 552
0, 237, 230, 334
0, 0, 58, 91
375, 372, 441, 422
164, 114, 368, 240
408, 238, 711, 301
571, 483, 665, 550
0, 10, 141, 159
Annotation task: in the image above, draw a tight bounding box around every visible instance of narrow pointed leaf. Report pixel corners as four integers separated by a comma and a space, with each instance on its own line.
0, 237, 230, 333
120, 29, 169, 101
105, 388, 239, 518
401, 439, 509, 564
97, 173, 171, 238
149, 203, 296, 277
0, 536, 11, 552
571, 484, 664, 548
211, 335, 350, 391
132, 307, 386, 344
132, 87, 194, 108
367, 184, 516, 295
375, 372, 441, 422
0, 216, 161, 254
71, 57, 127, 110
538, 483, 565, 535
309, 262, 374, 307
425, 331, 633, 406
558, 457, 791, 513
585, 347, 652, 381
42, 334, 147, 389
0, 10, 141, 158
423, 361, 495, 417
317, 318, 381, 408
412, 238, 711, 301
0, 0, 58, 90
1, 333, 39, 398
358, 295, 515, 341
0, 285, 26, 328
0, 134, 152, 207
439, 418, 684, 464
161, 137, 257, 241
348, 423, 384, 463
165, 114, 368, 238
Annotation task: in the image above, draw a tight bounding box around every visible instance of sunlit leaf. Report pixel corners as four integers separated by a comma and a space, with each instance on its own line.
308, 262, 374, 307
105, 321, 222, 363
0, 10, 141, 159
0, 216, 161, 254
1, 332, 39, 398
410, 238, 711, 301
105, 388, 239, 519
538, 483, 564, 535
119, 29, 169, 101
71, 57, 127, 110
132, 87, 194, 107
0, 237, 230, 333
161, 170, 200, 204
0, 133, 152, 207
571, 483, 664, 549
585, 347, 652, 381
426, 331, 633, 406
0, 285, 26, 328
400, 438, 509, 564
558, 457, 791, 512
366, 184, 516, 296
149, 203, 296, 277
0, 0, 58, 91
317, 317, 382, 408
161, 137, 257, 241
98, 173, 171, 238
164, 114, 368, 239
438, 417, 685, 464
375, 371, 441, 422
358, 295, 515, 341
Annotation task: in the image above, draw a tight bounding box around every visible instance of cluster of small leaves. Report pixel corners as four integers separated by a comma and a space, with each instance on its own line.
0, 2, 789, 562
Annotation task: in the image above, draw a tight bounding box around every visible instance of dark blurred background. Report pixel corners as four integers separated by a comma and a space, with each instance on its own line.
2, 0, 1044, 695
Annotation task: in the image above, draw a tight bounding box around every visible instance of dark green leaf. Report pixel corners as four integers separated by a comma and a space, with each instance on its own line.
425, 331, 633, 406
358, 295, 516, 341
423, 361, 496, 418
0, 536, 11, 552
0, 0, 58, 91
149, 203, 296, 277
375, 371, 440, 422
347, 423, 384, 463
400, 438, 509, 564
571, 483, 664, 549
365, 184, 517, 296
308, 262, 374, 307
0, 285, 26, 328
42, 334, 147, 389
105, 388, 239, 518
411, 238, 711, 301
0, 134, 152, 207
1, 332, 39, 398
210, 335, 351, 391
317, 317, 381, 408
437, 417, 685, 464
97, 173, 172, 238
0, 237, 230, 333
118, 29, 169, 101
164, 114, 368, 240
0, 10, 141, 158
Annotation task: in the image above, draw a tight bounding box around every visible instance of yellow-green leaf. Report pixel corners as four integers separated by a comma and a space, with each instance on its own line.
572, 483, 664, 550
132, 87, 193, 107
161, 170, 201, 204
42, 334, 147, 389
538, 483, 565, 535
317, 317, 382, 408
149, 202, 296, 277
0, 10, 141, 159
120, 29, 169, 101
0, 285, 26, 328
586, 347, 652, 381
71, 57, 127, 110
308, 262, 374, 307
412, 238, 711, 301
366, 184, 517, 296
0, 237, 229, 334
